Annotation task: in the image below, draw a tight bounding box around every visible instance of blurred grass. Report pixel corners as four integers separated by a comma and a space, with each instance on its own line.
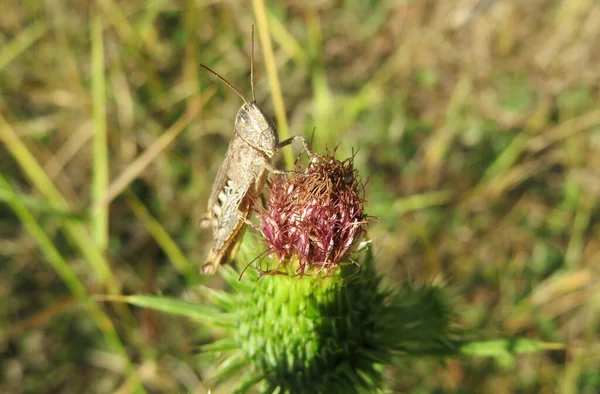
0, 175, 145, 393
91, 13, 109, 253
1, 1, 600, 393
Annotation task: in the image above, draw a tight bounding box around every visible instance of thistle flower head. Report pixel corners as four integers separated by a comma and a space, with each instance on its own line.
201, 149, 457, 393
261, 150, 368, 274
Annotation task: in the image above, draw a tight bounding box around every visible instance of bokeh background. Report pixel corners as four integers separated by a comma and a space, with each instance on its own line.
2, 0, 600, 393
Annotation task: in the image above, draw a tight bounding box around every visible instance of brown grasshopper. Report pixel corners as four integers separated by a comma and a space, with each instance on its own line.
200, 28, 312, 275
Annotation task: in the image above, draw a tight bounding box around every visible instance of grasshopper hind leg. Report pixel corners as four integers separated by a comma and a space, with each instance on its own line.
201, 248, 229, 275
200, 225, 247, 275
201, 261, 218, 275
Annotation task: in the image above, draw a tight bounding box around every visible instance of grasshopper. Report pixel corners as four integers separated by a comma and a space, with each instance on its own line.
200, 28, 312, 275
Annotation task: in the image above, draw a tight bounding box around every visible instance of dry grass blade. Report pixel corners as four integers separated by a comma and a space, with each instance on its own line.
95, 91, 213, 208
0, 21, 48, 70
527, 109, 600, 153
0, 113, 116, 289
125, 193, 192, 275
252, 0, 294, 169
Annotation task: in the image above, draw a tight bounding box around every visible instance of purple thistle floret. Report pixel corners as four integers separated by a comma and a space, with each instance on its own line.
260, 151, 368, 275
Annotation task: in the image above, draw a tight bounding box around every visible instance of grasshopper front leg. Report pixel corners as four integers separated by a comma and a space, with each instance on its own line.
262, 161, 302, 176
277, 135, 315, 158
261, 135, 316, 176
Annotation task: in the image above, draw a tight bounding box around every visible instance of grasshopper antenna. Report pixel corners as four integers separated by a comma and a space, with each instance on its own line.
250, 24, 256, 103
199, 64, 249, 105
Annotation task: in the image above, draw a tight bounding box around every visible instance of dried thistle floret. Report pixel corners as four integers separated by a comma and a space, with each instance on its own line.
260, 150, 368, 275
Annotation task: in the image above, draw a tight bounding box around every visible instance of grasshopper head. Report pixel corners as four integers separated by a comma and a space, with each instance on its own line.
235, 102, 279, 157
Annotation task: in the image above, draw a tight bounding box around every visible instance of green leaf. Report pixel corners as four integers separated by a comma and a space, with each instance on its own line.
201, 338, 239, 353
121, 294, 228, 324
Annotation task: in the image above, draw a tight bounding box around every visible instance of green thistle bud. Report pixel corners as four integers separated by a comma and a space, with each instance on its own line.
206, 250, 391, 393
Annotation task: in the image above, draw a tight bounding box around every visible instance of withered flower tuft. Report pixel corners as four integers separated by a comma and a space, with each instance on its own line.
261, 150, 368, 274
